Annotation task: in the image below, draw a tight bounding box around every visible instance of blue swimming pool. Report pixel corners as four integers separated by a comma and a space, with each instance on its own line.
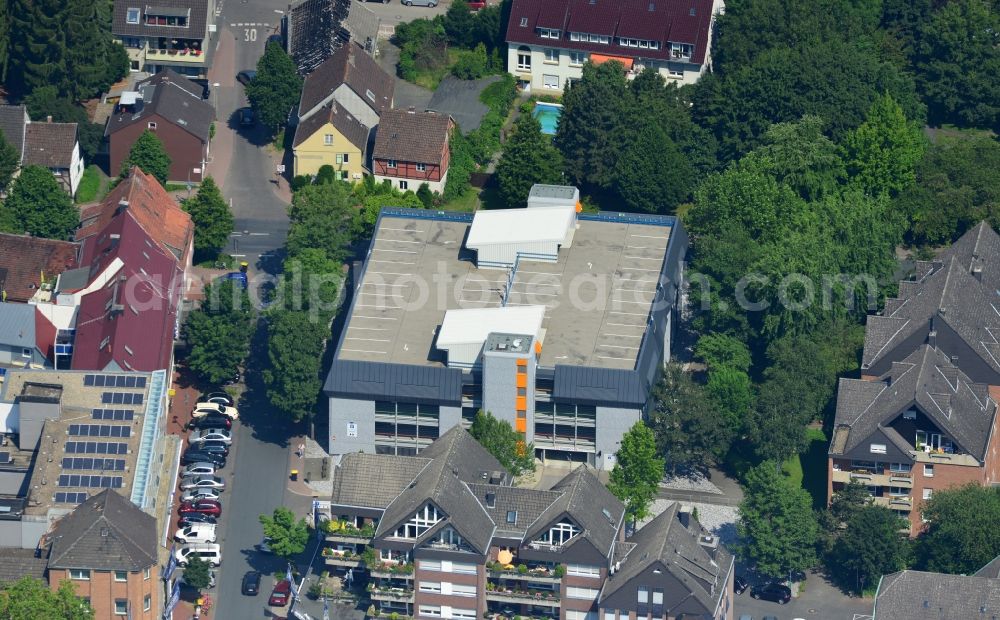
532, 102, 563, 135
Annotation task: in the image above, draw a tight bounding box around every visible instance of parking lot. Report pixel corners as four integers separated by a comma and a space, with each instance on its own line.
734, 570, 873, 620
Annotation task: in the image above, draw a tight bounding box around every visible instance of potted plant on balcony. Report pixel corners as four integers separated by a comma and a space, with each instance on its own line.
180, 48, 188, 55
553, 565, 565, 578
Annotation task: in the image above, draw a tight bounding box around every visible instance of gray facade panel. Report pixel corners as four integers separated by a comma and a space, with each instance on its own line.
552, 366, 646, 407
0, 521, 20, 548
329, 397, 376, 454
439, 405, 462, 436
595, 406, 642, 470
483, 352, 518, 428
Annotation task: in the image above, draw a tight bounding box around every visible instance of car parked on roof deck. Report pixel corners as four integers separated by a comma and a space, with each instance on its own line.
750, 582, 792, 604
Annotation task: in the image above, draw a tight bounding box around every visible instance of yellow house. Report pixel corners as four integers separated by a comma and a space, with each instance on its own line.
292, 100, 371, 180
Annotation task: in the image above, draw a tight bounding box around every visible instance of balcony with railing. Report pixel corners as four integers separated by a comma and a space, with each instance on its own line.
487, 562, 563, 584
322, 547, 363, 568
873, 496, 913, 510
485, 586, 560, 607
323, 521, 375, 543
368, 583, 414, 603
369, 562, 415, 579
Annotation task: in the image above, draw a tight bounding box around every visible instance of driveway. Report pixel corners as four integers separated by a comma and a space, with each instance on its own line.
429, 75, 500, 132
376, 41, 433, 111
355, 0, 453, 27
735, 570, 874, 620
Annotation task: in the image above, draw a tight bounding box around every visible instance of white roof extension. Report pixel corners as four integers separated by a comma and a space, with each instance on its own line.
437, 306, 545, 368
466, 205, 576, 248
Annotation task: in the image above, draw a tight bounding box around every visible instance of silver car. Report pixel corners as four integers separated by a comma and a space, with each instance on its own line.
180, 475, 226, 491
182, 462, 217, 477
180, 487, 222, 503
402, 0, 437, 6
190, 428, 233, 445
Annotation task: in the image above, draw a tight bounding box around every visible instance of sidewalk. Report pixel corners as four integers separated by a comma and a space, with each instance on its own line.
206, 29, 236, 190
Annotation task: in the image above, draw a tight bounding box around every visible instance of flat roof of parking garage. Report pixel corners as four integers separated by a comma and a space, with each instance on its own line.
335, 210, 674, 371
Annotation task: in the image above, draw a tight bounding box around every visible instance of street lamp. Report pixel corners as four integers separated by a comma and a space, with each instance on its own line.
212, 82, 220, 110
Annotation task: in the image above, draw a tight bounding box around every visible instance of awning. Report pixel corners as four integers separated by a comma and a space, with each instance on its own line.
590, 54, 634, 70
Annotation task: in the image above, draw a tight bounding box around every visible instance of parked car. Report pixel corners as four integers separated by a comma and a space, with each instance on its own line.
402, 0, 437, 6
178, 499, 222, 517
268, 579, 292, 606
174, 523, 218, 544
180, 487, 222, 503
181, 462, 217, 477
735, 575, 749, 595
178, 512, 217, 528
242, 571, 262, 596
182, 449, 226, 468
175, 543, 222, 567
188, 414, 232, 430
750, 583, 792, 604
203, 392, 234, 407
239, 107, 255, 126
197, 441, 230, 457
236, 70, 256, 86
467, 0, 486, 8
190, 428, 233, 445
180, 474, 226, 491
192, 403, 239, 420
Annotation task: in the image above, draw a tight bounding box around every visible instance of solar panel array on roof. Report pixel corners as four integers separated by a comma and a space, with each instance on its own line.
101, 392, 143, 405
61, 458, 126, 471
84, 374, 147, 388
69, 425, 132, 438
57, 475, 123, 488
92, 409, 135, 421
65, 442, 128, 455
54, 492, 87, 504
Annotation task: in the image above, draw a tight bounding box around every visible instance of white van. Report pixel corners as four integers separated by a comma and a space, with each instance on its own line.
174, 523, 217, 544
174, 543, 222, 567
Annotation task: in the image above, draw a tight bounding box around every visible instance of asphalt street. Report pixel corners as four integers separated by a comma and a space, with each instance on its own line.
734, 571, 874, 620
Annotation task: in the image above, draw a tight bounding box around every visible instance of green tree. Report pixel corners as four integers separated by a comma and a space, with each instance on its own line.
495, 113, 563, 208
830, 505, 910, 594
705, 367, 753, 437
286, 182, 361, 264
0, 131, 19, 194
914, 0, 1000, 129
416, 183, 434, 208
122, 130, 171, 185
694, 333, 751, 373
844, 94, 926, 197
259, 507, 310, 559
554, 61, 630, 189
279, 249, 342, 313
62, 0, 128, 101
916, 484, 1000, 575
443, 1, 475, 47
4, 166, 79, 239
182, 556, 212, 590
738, 462, 818, 578
0, 576, 94, 620
648, 364, 733, 474
898, 135, 1000, 246
613, 121, 693, 213
246, 42, 303, 133
314, 165, 337, 185
451, 43, 489, 80
469, 411, 535, 478
184, 280, 255, 386
608, 422, 664, 523
182, 177, 234, 262
263, 310, 328, 421
7, 0, 67, 100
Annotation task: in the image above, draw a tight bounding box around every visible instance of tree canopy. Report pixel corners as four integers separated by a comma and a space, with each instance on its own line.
263, 310, 328, 421
3, 165, 79, 239
286, 182, 362, 264
182, 556, 212, 590
495, 113, 563, 209
830, 505, 910, 594
259, 506, 310, 559
843, 93, 926, 197
0, 576, 93, 620
469, 411, 535, 478
738, 461, 818, 578
916, 484, 1000, 575
183, 177, 235, 262
0, 131, 19, 194
122, 131, 171, 185
246, 42, 302, 133
184, 280, 255, 386
608, 422, 664, 523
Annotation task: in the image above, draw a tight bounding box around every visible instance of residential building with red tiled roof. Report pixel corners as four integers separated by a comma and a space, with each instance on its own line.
371, 109, 453, 193
505, 0, 722, 92
0, 233, 81, 303
77, 167, 194, 274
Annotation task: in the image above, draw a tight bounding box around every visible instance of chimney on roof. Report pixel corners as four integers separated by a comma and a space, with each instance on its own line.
408, 106, 415, 114
46, 115, 52, 123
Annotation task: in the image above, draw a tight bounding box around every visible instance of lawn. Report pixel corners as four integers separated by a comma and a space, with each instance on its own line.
791, 426, 830, 509
408, 49, 462, 91
75, 165, 108, 204
442, 186, 481, 212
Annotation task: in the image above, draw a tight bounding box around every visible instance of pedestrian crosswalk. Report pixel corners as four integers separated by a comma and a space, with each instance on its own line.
230, 22, 271, 27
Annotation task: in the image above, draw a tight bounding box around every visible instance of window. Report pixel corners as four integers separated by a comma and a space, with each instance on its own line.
923, 488, 933, 500
507, 510, 517, 524
420, 560, 442, 571
605, 613, 615, 620
387, 160, 397, 169
126, 8, 141, 24
543, 74, 559, 89
143, 594, 151, 611
415, 163, 426, 172
890, 463, 912, 473
567, 586, 600, 600
452, 583, 477, 597
394, 503, 442, 538
144, 567, 151, 580
147, 122, 156, 130
114, 570, 128, 582
452, 610, 476, 620
324, 134, 333, 145
420, 606, 442, 618
670, 42, 694, 58
419, 582, 442, 593
70, 569, 91, 580
652, 589, 664, 605
569, 51, 586, 66
544, 49, 559, 63
668, 65, 684, 78
638, 586, 649, 603
114, 600, 127, 615
538, 28, 560, 39
451, 562, 477, 574
567, 564, 601, 577
342, 153, 350, 163
537, 519, 579, 545
889, 486, 909, 497
21, 347, 32, 358
924, 464, 934, 478
517, 46, 531, 71
870, 443, 887, 454
335, 153, 343, 164
341, 170, 349, 180
399, 180, 408, 190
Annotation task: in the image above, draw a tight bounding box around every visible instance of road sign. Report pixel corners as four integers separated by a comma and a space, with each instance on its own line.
276, 164, 286, 173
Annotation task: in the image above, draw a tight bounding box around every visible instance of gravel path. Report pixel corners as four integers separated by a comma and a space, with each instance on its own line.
641, 499, 740, 545
660, 471, 724, 494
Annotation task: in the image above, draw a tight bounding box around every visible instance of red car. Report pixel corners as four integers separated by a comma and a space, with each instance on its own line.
467, 0, 486, 9
269, 579, 292, 606
178, 499, 222, 517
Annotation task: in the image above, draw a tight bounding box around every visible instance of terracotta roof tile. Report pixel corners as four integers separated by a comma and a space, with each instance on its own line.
0, 233, 80, 302
372, 110, 451, 165
23, 122, 78, 169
